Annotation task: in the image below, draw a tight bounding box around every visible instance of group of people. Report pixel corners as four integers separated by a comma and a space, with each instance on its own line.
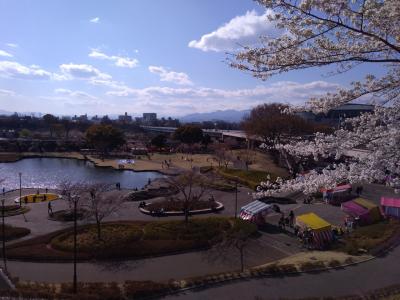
278, 210, 295, 230
161, 159, 172, 169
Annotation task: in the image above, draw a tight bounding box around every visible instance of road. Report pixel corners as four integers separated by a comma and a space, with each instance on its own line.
163, 244, 400, 300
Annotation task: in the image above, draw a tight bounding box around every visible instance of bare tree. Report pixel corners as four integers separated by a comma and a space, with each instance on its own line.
236, 149, 253, 171
212, 142, 234, 169
207, 219, 258, 272
58, 181, 86, 213
165, 170, 209, 224
81, 183, 124, 240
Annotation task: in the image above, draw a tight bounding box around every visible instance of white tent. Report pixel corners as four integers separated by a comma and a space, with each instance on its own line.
240, 200, 272, 224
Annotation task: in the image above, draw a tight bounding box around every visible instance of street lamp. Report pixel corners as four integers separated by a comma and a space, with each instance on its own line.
1, 190, 7, 273
72, 194, 79, 294
234, 177, 238, 219
18, 172, 22, 208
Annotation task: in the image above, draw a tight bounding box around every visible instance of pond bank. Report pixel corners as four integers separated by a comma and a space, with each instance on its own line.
0, 152, 180, 175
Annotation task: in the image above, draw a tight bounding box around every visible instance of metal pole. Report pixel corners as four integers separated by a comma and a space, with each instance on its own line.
2, 195, 7, 273
73, 196, 78, 294
235, 180, 238, 219
19, 173, 22, 208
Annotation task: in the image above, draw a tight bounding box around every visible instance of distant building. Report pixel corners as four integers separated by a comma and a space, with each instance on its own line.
326, 103, 374, 119
297, 103, 375, 124
72, 114, 88, 122
91, 115, 101, 124
142, 113, 157, 125
118, 112, 132, 123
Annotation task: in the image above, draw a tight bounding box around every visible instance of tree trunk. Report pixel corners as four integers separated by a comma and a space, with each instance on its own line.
96, 220, 101, 240
240, 247, 244, 272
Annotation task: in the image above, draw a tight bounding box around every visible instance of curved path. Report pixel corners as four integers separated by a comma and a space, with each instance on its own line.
163, 244, 400, 300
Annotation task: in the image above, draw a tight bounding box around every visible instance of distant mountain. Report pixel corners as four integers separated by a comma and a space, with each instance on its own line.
180, 109, 250, 123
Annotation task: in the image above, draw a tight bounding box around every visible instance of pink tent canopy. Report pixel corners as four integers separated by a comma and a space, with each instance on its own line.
321, 184, 352, 193
381, 197, 400, 208
341, 200, 371, 223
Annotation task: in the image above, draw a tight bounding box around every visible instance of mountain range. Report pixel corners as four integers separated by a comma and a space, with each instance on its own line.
179, 109, 250, 123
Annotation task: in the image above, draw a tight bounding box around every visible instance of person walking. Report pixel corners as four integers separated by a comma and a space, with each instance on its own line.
289, 210, 295, 228
48, 201, 53, 215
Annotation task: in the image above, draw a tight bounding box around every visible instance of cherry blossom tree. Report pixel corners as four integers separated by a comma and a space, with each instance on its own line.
231, 0, 400, 195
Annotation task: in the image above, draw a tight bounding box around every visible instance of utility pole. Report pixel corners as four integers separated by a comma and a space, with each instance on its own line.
73, 195, 79, 294
2, 191, 7, 273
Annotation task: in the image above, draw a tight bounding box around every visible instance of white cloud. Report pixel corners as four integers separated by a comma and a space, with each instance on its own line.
59, 63, 112, 80
89, 49, 139, 68
90, 17, 100, 23
0, 61, 56, 80
54, 88, 97, 100
105, 80, 340, 116
0, 88, 16, 96
6, 43, 18, 48
148, 66, 193, 85
189, 10, 279, 52
0, 50, 13, 57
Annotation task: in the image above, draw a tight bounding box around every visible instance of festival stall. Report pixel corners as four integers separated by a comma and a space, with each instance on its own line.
341, 200, 372, 225
353, 198, 382, 222
239, 200, 272, 225
321, 184, 352, 205
296, 213, 333, 249
381, 197, 400, 218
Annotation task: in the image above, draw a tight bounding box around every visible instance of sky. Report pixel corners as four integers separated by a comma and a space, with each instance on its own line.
0, 0, 384, 117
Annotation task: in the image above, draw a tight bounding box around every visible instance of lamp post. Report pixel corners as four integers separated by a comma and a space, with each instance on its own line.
18, 172, 22, 208
1, 191, 7, 273
234, 178, 238, 219
72, 194, 79, 294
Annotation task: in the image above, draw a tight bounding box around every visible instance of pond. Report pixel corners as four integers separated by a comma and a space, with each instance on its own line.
0, 158, 163, 190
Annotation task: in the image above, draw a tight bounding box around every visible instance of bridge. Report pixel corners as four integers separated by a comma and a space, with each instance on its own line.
140, 126, 257, 141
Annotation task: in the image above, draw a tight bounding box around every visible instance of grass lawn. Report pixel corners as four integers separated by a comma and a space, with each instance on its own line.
1, 205, 30, 217
337, 219, 400, 255
217, 167, 276, 189
7, 218, 253, 261
0, 224, 31, 241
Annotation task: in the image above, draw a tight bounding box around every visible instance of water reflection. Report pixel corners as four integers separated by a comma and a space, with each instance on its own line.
0, 158, 163, 190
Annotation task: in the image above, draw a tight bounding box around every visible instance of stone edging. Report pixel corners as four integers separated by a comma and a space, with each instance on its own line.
139, 201, 224, 216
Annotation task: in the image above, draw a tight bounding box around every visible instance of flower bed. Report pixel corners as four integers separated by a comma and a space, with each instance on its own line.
48, 209, 87, 222
6, 218, 237, 260
16, 193, 60, 204
146, 198, 218, 212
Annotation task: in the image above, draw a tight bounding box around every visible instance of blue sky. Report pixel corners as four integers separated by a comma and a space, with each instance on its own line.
0, 0, 382, 117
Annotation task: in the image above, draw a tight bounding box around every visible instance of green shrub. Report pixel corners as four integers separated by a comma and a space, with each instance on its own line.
200, 166, 213, 173
328, 260, 341, 268
0, 225, 30, 241
299, 261, 325, 272
124, 281, 171, 299
278, 264, 298, 273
